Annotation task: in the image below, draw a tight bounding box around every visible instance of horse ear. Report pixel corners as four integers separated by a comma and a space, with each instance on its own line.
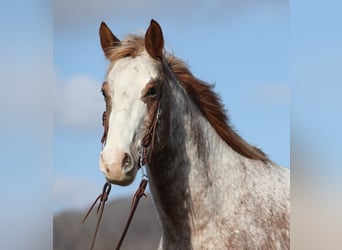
99, 22, 120, 58
145, 19, 164, 60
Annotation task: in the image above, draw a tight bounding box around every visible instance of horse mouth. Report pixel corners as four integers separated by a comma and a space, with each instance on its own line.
105, 175, 135, 186
104, 164, 138, 186
100, 151, 138, 186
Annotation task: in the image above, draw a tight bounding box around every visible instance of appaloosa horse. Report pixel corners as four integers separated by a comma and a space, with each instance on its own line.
98, 19, 290, 249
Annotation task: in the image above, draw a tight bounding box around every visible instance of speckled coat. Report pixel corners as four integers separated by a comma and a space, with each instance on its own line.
98, 20, 290, 250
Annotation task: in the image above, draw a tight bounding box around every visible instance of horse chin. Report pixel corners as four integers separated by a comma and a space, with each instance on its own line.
105, 168, 138, 186
106, 175, 135, 186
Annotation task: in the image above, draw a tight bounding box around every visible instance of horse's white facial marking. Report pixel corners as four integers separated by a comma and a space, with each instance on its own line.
100, 51, 160, 185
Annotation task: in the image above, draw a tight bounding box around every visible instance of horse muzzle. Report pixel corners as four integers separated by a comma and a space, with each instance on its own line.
99, 150, 137, 186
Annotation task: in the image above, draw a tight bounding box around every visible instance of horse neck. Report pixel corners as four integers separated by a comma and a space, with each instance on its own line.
144, 66, 290, 249
146, 77, 245, 246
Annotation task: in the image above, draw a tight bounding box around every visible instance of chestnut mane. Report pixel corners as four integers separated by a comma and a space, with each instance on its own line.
105, 35, 268, 162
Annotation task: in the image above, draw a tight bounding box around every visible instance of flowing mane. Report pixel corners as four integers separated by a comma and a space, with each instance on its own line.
167, 56, 268, 162
104, 34, 268, 162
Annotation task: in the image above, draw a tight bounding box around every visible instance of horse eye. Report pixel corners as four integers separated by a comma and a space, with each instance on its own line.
147, 86, 157, 96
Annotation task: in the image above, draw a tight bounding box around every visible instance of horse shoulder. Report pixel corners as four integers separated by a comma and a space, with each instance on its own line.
212, 160, 290, 249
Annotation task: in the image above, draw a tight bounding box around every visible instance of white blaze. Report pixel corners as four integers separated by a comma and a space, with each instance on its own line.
100, 51, 160, 172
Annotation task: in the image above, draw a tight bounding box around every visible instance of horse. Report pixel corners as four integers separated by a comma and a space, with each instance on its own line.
98, 19, 290, 249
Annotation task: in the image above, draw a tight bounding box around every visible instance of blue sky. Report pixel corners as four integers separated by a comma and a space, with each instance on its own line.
53, 0, 289, 212
1, 0, 342, 249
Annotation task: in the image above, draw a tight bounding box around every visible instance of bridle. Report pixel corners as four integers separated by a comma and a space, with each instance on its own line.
82, 83, 163, 250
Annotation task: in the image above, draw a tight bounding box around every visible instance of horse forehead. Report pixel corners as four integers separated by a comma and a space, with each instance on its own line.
107, 53, 160, 92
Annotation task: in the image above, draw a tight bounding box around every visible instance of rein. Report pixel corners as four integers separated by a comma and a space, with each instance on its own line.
82, 90, 162, 250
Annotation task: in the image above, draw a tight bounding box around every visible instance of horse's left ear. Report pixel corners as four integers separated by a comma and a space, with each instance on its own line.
145, 19, 164, 60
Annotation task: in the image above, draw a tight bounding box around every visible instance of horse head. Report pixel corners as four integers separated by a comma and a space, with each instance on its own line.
99, 20, 169, 185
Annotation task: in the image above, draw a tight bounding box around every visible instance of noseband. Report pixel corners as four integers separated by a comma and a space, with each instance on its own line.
82, 83, 163, 250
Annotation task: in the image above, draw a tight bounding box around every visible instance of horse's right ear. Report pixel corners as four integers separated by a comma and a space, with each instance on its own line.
99, 22, 120, 58
145, 19, 164, 60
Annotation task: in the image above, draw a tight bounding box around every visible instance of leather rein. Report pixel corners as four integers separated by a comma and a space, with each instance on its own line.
82, 88, 162, 250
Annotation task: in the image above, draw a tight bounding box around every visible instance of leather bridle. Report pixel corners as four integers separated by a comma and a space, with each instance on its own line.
82, 84, 163, 250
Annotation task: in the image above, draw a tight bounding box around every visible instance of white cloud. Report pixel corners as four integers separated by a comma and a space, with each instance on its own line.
53, 175, 100, 212
256, 84, 290, 105
53, 174, 145, 213
54, 74, 104, 130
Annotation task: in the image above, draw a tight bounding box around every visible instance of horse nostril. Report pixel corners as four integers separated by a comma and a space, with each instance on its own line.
122, 153, 132, 170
